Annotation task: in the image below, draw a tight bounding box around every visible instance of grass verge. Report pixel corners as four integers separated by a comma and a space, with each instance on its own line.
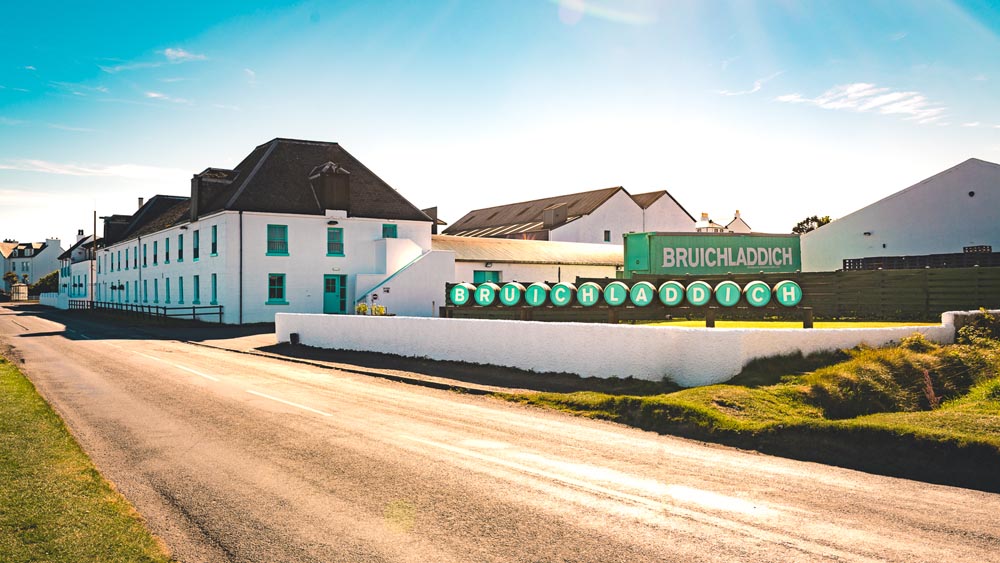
499, 333, 1000, 492
0, 357, 174, 563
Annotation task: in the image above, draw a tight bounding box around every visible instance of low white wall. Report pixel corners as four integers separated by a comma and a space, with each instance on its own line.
39, 292, 68, 309
275, 314, 956, 387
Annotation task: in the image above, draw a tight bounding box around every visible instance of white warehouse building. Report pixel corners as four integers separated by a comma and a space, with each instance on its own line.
74, 138, 454, 323
801, 158, 1000, 272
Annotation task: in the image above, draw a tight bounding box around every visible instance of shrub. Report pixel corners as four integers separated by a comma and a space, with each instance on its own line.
957, 309, 1000, 345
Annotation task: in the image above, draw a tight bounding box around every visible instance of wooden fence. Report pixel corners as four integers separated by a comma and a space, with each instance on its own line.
68, 300, 224, 323
444, 266, 1000, 323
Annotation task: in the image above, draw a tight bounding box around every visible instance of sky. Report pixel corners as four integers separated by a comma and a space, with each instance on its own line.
1, 0, 999, 247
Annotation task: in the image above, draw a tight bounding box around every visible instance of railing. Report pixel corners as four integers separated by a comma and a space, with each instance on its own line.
67, 300, 223, 323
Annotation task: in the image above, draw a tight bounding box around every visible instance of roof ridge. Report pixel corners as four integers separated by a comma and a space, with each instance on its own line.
225, 139, 280, 209
460, 186, 624, 215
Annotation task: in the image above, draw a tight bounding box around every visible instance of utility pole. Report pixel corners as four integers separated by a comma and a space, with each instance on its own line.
91, 209, 96, 309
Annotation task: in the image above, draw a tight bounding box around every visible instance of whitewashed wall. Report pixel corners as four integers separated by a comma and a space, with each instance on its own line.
550, 190, 643, 244
452, 261, 618, 284
39, 292, 68, 309
276, 314, 955, 387
643, 196, 696, 233
355, 250, 455, 317
801, 159, 1000, 272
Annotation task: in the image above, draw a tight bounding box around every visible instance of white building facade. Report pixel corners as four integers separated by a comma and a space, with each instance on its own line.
801, 158, 1000, 272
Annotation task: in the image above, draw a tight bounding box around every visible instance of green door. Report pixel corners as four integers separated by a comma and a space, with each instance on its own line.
323, 274, 347, 314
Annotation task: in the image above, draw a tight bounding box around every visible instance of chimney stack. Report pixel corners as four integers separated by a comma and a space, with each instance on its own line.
543, 203, 568, 228
76, 229, 86, 243
190, 175, 202, 223
138, 197, 144, 209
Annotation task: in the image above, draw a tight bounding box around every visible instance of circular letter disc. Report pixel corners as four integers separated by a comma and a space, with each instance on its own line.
449, 282, 475, 306
603, 281, 630, 306
714, 280, 742, 307
499, 282, 524, 307
685, 280, 713, 307
658, 281, 685, 307
773, 280, 803, 307
576, 282, 603, 307
475, 283, 500, 306
550, 282, 576, 307
743, 280, 771, 307
629, 281, 656, 307
525, 283, 550, 307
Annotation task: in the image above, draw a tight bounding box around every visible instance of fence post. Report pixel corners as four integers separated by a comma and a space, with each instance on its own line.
706, 307, 716, 328
802, 307, 813, 329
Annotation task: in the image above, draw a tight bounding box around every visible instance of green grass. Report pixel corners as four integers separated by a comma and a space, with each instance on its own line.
499, 333, 1000, 491
0, 357, 175, 563
645, 320, 940, 328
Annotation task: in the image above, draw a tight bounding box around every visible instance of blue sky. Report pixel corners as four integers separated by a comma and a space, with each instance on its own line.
2, 0, 999, 246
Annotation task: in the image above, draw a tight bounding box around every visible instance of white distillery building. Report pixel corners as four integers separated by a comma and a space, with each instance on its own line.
57, 230, 98, 301
444, 187, 696, 244
801, 158, 1000, 272
62, 138, 454, 323
431, 234, 623, 284
1, 237, 63, 288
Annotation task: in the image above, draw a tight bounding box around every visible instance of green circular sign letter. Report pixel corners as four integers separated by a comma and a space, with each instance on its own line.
550, 282, 576, 307
576, 282, 602, 307
475, 283, 500, 306
499, 282, 524, 307
658, 281, 685, 306
773, 280, 802, 307
743, 280, 771, 307
449, 283, 475, 306
525, 283, 550, 307
629, 281, 656, 307
604, 281, 629, 306
685, 280, 712, 307
714, 281, 741, 307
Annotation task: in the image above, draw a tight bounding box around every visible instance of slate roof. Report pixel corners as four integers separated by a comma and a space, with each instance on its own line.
444, 186, 624, 238
8, 242, 47, 259
0, 242, 16, 259
631, 190, 696, 221
198, 138, 431, 221
58, 235, 96, 261
432, 235, 623, 266
122, 196, 192, 239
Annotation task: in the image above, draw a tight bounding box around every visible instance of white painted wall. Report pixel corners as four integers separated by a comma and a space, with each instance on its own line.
550, 190, 643, 244
276, 314, 955, 388
94, 209, 439, 324
39, 292, 68, 309
6, 240, 62, 286
355, 250, 455, 317
801, 159, 1000, 272
452, 261, 617, 284
643, 196, 696, 233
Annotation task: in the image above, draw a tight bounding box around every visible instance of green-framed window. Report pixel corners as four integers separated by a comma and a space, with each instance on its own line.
327, 227, 344, 256
382, 224, 397, 239
192, 274, 201, 304
473, 270, 501, 284
211, 225, 218, 256
178, 276, 184, 304
267, 224, 288, 255
164, 237, 170, 264
193, 230, 200, 261
267, 273, 287, 304
153, 241, 158, 265
178, 233, 184, 262
142, 243, 147, 267
165, 278, 171, 304
210, 273, 218, 305
153, 279, 159, 303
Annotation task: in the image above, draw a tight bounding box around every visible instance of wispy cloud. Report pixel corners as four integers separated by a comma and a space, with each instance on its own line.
48, 124, 96, 133
972, 73, 988, 81
0, 159, 187, 180
963, 122, 981, 127
0, 117, 27, 126
160, 77, 189, 83
717, 71, 782, 96
50, 82, 109, 96
0, 85, 30, 93
890, 31, 908, 41
244, 68, 257, 85
100, 47, 207, 73
162, 48, 206, 62
23, 65, 36, 71
553, 0, 656, 26
775, 82, 947, 124
145, 91, 190, 104
212, 103, 241, 111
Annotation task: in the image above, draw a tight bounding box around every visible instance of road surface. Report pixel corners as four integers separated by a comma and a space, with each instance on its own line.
1, 304, 998, 562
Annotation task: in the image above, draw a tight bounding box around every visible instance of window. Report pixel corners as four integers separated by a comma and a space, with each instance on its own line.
473, 270, 501, 283
98, 255, 102, 274
143, 243, 147, 267
193, 230, 200, 261
164, 238, 170, 264
327, 227, 344, 256
125, 282, 129, 302
211, 225, 218, 256
178, 277, 184, 304
153, 241, 158, 265
143, 279, 148, 302
110, 253, 115, 272
210, 273, 217, 305
267, 273, 287, 304
124, 250, 128, 271
178, 233, 184, 262
382, 224, 397, 239
133, 246, 137, 269
153, 279, 159, 303
165, 278, 171, 304
266, 224, 288, 255
603, 230, 611, 243
133, 280, 138, 303
192, 275, 201, 304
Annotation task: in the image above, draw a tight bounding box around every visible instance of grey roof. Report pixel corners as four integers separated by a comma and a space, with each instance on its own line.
432, 234, 623, 266
631, 190, 696, 221
444, 186, 624, 237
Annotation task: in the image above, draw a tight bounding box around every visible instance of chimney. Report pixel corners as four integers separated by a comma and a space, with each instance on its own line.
76, 229, 86, 243
138, 197, 144, 209
103, 216, 129, 245
422, 207, 440, 234
190, 175, 202, 222
734, 210, 741, 218
543, 203, 568, 228
309, 162, 351, 212
700, 212, 709, 221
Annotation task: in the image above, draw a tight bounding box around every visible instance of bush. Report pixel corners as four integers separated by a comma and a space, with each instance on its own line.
29, 270, 58, 295
957, 309, 1000, 345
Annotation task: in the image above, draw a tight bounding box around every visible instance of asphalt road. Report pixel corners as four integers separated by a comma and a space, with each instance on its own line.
2, 304, 999, 563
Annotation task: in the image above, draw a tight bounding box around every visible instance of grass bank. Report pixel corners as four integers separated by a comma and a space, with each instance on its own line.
0, 357, 174, 563
500, 327, 1000, 492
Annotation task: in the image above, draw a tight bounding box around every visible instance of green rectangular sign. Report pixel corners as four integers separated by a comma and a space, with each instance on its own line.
625, 232, 801, 276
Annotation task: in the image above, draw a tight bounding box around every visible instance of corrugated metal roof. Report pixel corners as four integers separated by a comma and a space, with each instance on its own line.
444, 187, 622, 235
432, 234, 623, 266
